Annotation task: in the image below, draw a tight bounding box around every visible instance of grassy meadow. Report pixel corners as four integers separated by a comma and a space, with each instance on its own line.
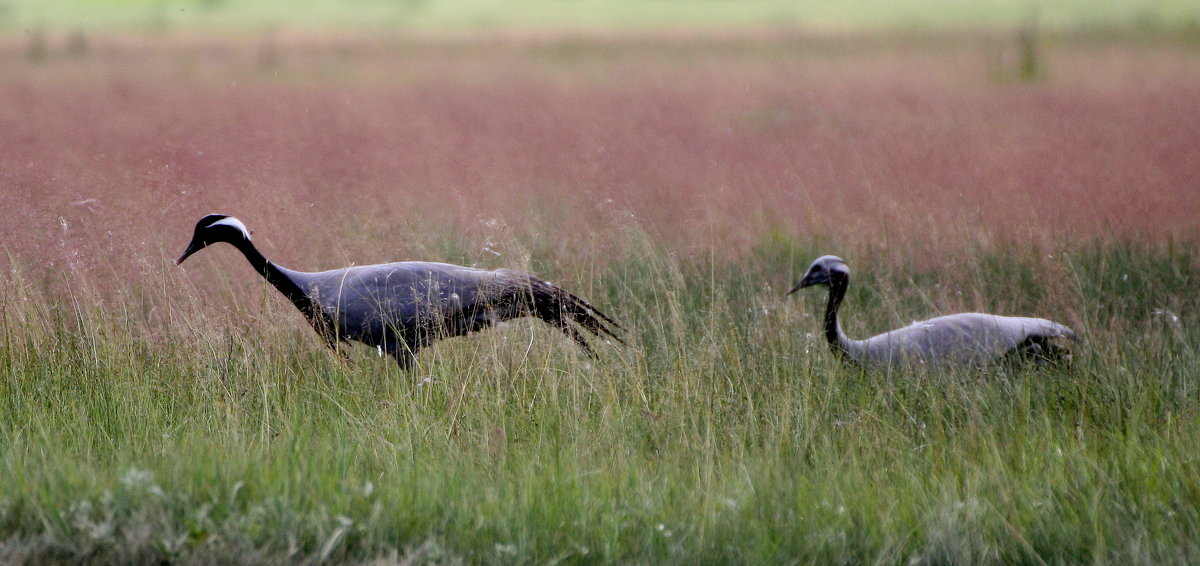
1, 21, 1199, 565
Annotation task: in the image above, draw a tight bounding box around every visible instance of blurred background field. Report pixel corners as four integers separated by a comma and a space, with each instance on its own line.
1, 1, 1198, 564
2, 12, 1196, 283
7, 0, 1200, 35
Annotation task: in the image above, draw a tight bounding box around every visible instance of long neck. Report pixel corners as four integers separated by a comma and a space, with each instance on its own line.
824, 272, 857, 361
230, 239, 321, 319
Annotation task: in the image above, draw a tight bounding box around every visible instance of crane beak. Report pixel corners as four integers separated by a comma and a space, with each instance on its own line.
786, 280, 805, 296
175, 239, 205, 265
787, 271, 828, 295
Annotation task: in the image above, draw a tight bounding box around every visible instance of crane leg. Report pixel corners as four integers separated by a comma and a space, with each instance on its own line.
384, 340, 416, 371
316, 332, 352, 363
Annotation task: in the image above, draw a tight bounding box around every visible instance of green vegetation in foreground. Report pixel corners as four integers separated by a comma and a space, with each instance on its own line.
4, 0, 1200, 35
1, 235, 1198, 564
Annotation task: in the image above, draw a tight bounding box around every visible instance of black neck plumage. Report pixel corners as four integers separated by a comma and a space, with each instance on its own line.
824, 272, 851, 359
229, 239, 322, 321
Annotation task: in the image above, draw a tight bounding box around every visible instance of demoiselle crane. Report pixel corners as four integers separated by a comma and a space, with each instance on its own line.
176, 214, 623, 368
788, 255, 1075, 369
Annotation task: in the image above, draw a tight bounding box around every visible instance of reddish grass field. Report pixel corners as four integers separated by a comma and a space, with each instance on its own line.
1, 32, 1197, 281
2, 32, 1199, 564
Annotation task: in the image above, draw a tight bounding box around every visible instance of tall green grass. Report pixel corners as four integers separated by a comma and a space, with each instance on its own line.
0, 232, 1197, 564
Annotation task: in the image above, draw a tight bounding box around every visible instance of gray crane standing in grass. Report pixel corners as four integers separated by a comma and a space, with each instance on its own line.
176, 214, 623, 369
788, 255, 1076, 369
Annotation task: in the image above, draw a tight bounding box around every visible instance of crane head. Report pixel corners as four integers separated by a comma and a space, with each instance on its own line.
176, 214, 253, 265
787, 255, 848, 295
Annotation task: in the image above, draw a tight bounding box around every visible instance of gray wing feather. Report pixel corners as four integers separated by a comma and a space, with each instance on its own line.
289, 262, 621, 354
296, 262, 502, 343
856, 313, 1075, 367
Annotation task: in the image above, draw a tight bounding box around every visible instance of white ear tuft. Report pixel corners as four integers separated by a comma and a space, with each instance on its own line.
210, 217, 252, 240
